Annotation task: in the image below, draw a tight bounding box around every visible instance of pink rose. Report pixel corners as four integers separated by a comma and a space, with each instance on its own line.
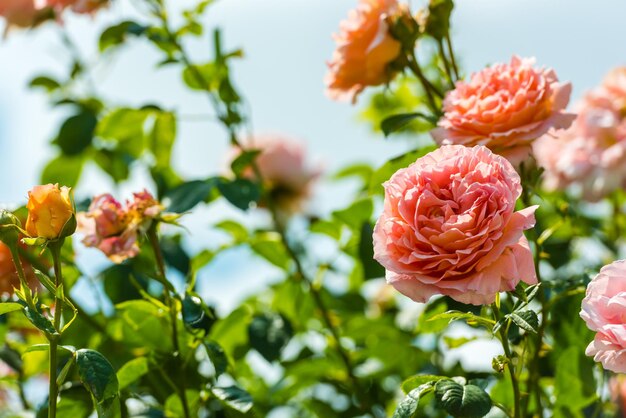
373, 145, 538, 305
432, 56, 575, 163
127, 190, 164, 220
232, 136, 320, 215
40, 0, 107, 14
580, 260, 626, 373
534, 72, 626, 201
325, 0, 403, 103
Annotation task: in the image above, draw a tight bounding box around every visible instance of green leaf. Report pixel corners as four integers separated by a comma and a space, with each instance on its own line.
358, 221, 385, 279
29, 75, 61, 92
99, 21, 147, 52
75, 349, 119, 403
114, 300, 172, 352
211, 386, 253, 413
41, 154, 85, 188
182, 62, 224, 91
401, 375, 446, 394
0, 302, 23, 315
249, 232, 290, 270
231, 149, 260, 177
508, 310, 539, 334
117, 357, 149, 390
96, 108, 150, 157
381, 113, 436, 137
24, 306, 56, 334
55, 385, 94, 418
554, 346, 597, 412
332, 198, 373, 230
434, 380, 492, 418
165, 179, 216, 213
150, 111, 176, 168
217, 178, 261, 210
204, 341, 228, 377
309, 219, 343, 240
55, 111, 98, 155
93, 150, 131, 183
247, 312, 293, 362
393, 384, 435, 418
215, 220, 248, 243
428, 310, 495, 329
165, 390, 200, 417
369, 146, 437, 195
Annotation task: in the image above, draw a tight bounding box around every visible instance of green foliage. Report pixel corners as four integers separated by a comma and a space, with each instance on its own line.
434, 379, 492, 418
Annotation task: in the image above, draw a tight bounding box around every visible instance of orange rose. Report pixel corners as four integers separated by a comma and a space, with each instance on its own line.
325, 0, 403, 103
25, 184, 75, 240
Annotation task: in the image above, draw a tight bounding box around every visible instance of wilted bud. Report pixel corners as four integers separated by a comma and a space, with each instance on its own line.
25, 184, 76, 240
0, 210, 21, 247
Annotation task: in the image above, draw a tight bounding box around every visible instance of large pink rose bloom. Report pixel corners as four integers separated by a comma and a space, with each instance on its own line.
373, 145, 538, 305
325, 0, 402, 104
432, 56, 575, 163
580, 260, 626, 373
535, 67, 626, 200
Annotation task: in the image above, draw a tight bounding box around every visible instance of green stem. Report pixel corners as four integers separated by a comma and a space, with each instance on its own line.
48, 243, 65, 418
406, 52, 442, 115
493, 303, 521, 418
147, 225, 191, 418
436, 38, 455, 87
8, 245, 34, 308
445, 32, 460, 80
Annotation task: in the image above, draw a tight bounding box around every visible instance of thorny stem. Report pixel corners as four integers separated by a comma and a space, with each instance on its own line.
521, 181, 547, 417
493, 303, 521, 418
152, 5, 370, 412
48, 243, 65, 418
148, 225, 191, 418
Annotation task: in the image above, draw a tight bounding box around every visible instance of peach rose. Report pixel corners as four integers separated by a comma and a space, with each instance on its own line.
42, 0, 107, 14
78, 191, 162, 263
25, 184, 75, 240
580, 260, 626, 373
431, 56, 575, 163
325, 0, 403, 103
373, 145, 537, 305
232, 136, 320, 215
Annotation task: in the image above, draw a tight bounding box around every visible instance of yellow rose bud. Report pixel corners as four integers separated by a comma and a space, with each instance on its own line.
25, 184, 75, 240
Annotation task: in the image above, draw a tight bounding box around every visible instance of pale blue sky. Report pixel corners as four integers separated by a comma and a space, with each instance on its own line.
0, 0, 625, 313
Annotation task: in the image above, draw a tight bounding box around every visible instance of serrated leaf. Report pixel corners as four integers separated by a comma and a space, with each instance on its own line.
75, 349, 119, 403
393, 384, 435, 418
211, 386, 253, 413
217, 178, 261, 210
434, 380, 492, 417
428, 310, 495, 328
508, 310, 539, 334
204, 341, 228, 377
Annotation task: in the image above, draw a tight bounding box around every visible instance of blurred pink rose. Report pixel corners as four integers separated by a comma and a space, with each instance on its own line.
325, 0, 403, 103
581, 260, 626, 373
535, 68, 626, 201
41, 0, 107, 14
79, 190, 162, 263
373, 145, 537, 305
233, 136, 320, 215
0, 0, 41, 29
432, 56, 575, 163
